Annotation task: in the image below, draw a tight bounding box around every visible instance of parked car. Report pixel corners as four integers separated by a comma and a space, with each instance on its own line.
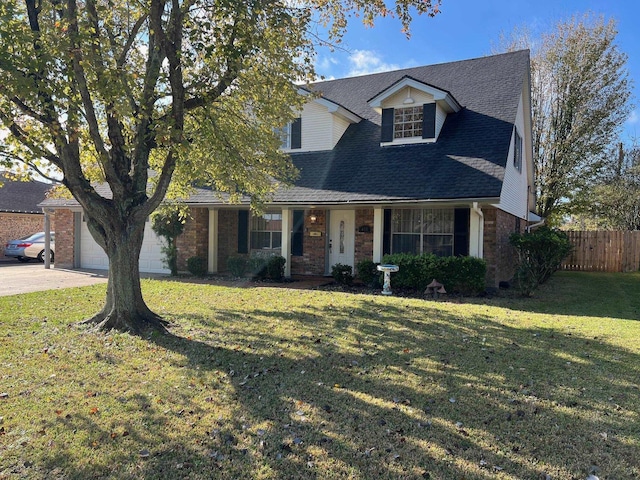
4, 232, 55, 263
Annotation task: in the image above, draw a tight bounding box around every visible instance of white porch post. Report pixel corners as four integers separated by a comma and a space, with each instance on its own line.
208, 208, 218, 273
281, 207, 292, 278
469, 203, 484, 258
373, 208, 384, 263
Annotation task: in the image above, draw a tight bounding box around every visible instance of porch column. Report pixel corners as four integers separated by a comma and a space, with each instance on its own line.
208, 208, 218, 273
373, 207, 384, 263
281, 207, 291, 278
469, 203, 484, 258
43, 209, 52, 269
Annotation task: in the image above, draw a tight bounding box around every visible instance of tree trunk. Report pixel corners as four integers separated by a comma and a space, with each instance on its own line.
82, 219, 168, 334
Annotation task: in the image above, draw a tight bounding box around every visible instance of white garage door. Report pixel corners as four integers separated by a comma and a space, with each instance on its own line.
80, 218, 170, 274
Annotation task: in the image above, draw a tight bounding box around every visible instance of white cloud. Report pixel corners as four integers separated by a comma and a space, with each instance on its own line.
346, 50, 401, 77
627, 109, 638, 125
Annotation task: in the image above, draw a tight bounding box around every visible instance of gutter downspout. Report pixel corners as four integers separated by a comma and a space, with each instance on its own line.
472, 202, 483, 258
526, 219, 545, 233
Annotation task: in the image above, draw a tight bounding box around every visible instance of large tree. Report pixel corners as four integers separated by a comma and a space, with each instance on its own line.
499, 14, 633, 223
579, 142, 640, 230
0, 0, 441, 332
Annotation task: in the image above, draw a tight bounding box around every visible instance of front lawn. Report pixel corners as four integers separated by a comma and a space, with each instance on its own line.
1, 272, 639, 479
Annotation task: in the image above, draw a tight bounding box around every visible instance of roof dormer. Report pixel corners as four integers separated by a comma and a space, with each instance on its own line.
368, 76, 461, 146
279, 88, 361, 153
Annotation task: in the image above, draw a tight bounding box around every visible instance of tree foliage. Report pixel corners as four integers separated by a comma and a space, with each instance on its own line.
0, 0, 441, 332
578, 142, 640, 230
499, 14, 633, 223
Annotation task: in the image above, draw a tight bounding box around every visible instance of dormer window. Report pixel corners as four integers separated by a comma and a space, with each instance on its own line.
368, 76, 461, 146
381, 103, 436, 144
394, 106, 423, 139
276, 118, 302, 150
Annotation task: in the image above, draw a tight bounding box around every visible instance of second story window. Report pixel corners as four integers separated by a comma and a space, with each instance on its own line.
276, 118, 302, 150
394, 106, 423, 139
514, 129, 523, 173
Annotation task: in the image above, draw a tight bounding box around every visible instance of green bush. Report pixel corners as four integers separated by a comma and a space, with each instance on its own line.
248, 255, 268, 279
246, 254, 286, 281
381, 253, 487, 295
151, 206, 186, 276
331, 263, 353, 286
266, 256, 286, 281
356, 259, 381, 287
509, 227, 573, 296
227, 256, 248, 278
187, 256, 207, 277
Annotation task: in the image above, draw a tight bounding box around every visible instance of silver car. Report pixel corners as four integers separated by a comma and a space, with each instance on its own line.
4, 232, 55, 263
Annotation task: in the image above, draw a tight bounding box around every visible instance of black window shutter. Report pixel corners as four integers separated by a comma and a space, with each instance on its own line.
381, 108, 394, 143
383, 209, 392, 256
454, 208, 470, 257
238, 210, 249, 254
291, 117, 302, 149
291, 210, 304, 256
422, 103, 436, 139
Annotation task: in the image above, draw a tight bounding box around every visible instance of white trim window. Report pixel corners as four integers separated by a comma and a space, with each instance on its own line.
394, 106, 423, 139
514, 129, 523, 173
391, 208, 454, 256
250, 211, 282, 253
276, 123, 292, 150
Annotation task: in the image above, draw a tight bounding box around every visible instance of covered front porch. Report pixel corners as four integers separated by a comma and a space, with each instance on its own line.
180, 204, 488, 279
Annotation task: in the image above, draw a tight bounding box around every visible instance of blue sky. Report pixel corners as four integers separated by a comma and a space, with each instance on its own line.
314, 0, 639, 141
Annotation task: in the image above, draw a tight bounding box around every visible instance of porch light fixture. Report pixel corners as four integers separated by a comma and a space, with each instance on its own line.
403, 86, 415, 105
309, 214, 317, 224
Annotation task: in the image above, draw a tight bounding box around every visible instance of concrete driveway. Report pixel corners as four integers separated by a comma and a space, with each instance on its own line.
0, 260, 108, 296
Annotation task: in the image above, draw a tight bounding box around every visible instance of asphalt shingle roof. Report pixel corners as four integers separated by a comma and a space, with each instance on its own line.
42, 51, 530, 208
0, 174, 52, 213
192, 50, 530, 206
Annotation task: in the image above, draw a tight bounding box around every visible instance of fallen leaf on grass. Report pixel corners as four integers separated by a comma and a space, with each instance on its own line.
89, 407, 99, 415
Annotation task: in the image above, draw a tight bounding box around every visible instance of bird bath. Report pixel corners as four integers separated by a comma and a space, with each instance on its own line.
377, 264, 399, 295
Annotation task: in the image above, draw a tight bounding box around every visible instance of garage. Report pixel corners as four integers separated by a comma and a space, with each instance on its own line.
79, 218, 169, 274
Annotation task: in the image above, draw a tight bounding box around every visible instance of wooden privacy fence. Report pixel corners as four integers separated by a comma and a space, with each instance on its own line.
561, 231, 640, 272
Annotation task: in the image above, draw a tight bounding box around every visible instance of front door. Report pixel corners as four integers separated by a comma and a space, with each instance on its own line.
329, 210, 355, 269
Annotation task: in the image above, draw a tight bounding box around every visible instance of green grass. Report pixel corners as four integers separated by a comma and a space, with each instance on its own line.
1, 271, 639, 480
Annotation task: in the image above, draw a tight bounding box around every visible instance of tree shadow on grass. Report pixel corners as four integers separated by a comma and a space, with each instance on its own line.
27, 290, 640, 479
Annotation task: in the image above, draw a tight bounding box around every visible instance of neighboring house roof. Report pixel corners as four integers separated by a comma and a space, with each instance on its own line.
42, 50, 531, 209
0, 174, 52, 214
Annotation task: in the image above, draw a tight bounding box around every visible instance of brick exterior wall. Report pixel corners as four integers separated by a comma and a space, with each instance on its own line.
216, 209, 240, 272
53, 209, 74, 269
354, 208, 374, 273
483, 207, 522, 288
0, 212, 53, 258
290, 209, 326, 275
176, 207, 209, 272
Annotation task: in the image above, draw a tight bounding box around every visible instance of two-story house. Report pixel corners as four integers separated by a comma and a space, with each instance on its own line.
45, 50, 536, 288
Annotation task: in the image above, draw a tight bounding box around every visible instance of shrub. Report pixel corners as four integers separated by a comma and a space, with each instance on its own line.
381, 253, 437, 290
151, 206, 186, 276
381, 253, 486, 295
356, 259, 381, 287
266, 256, 286, 281
227, 256, 248, 278
187, 256, 207, 277
248, 255, 268, 279
331, 263, 353, 286
509, 227, 573, 296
